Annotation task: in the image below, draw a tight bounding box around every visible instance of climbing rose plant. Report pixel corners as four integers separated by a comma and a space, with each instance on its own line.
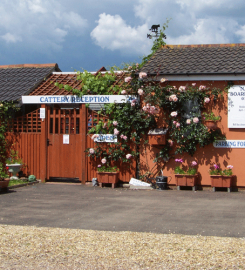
58, 24, 226, 177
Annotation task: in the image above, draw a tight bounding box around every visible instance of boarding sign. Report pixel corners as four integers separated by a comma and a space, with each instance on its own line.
228, 86, 245, 128
22, 95, 136, 104
213, 140, 245, 148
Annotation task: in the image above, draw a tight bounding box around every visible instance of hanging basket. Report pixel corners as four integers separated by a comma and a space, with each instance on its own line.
205, 120, 218, 130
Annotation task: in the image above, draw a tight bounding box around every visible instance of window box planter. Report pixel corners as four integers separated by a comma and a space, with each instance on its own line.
175, 174, 198, 191
97, 172, 119, 188
148, 128, 168, 146
210, 175, 233, 192
205, 120, 218, 130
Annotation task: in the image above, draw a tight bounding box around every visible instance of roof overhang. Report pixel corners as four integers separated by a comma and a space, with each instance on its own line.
156, 74, 245, 81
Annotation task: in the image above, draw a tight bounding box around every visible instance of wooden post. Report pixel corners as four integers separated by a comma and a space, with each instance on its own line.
40, 104, 48, 182
80, 104, 87, 184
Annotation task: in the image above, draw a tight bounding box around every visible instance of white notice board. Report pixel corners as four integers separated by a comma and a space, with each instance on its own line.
228, 85, 245, 128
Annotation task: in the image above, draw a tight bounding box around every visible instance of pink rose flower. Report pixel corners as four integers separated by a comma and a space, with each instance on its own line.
175, 122, 180, 128
139, 72, 147, 79
114, 128, 119, 135
173, 121, 177, 124
138, 89, 144, 95
126, 154, 132, 159
124, 77, 132, 83
101, 158, 107, 164
227, 165, 233, 169
131, 102, 136, 107
121, 90, 127, 95
97, 164, 101, 168
171, 111, 178, 117
113, 121, 118, 126
123, 135, 127, 140
204, 97, 210, 103
89, 148, 95, 154
160, 78, 167, 83
192, 83, 196, 86
199, 85, 206, 90
168, 139, 173, 146
193, 117, 199, 124
169, 94, 177, 101
186, 119, 191, 125
179, 86, 186, 92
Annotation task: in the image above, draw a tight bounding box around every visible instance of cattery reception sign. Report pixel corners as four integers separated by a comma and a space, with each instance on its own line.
214, 140, 245, 148
22, 95, 135, 104
228, 86, 245, 128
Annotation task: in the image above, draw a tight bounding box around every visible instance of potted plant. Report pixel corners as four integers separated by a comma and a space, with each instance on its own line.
209, 164, 234, 192
203, 112, 221, 130
148, 128, 168, 146
97, 158, 119, 188
6, 149, 23, 179
0, 163, 10, 190
174, 159, 198, 191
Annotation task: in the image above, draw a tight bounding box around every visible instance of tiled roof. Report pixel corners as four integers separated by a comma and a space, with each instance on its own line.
30, 71, 131, 96
140, 44, 245, 75
0, 63, 61, 101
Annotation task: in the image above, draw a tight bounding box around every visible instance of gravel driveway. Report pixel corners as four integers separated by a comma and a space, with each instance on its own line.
0, 183, 245, 269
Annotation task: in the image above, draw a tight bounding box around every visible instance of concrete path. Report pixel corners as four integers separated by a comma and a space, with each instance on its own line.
1, 183, 245, 237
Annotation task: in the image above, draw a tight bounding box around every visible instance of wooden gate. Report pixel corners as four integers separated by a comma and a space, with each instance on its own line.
7, 105, 134, 183
46, 105, 86, 180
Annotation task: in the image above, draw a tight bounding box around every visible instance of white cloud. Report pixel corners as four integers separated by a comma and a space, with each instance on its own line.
167, 18, 235, 45
0, 0, 88, 52
133, 0, 244, 45
91, 13, 152, 55
1, 33, 22, 43
26, 0, 47, 14
235, 25, 245, 42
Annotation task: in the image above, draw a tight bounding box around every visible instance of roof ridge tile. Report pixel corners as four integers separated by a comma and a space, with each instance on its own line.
0, 63, 58, 69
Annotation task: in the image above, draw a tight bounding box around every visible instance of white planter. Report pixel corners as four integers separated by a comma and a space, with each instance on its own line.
6, 164, 21, 177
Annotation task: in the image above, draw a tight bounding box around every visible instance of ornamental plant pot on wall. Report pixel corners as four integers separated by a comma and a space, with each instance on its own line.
97, 172, 119, 188
148, 128, 168, 146
210, 175, 233, 192
175, 174, 198, 191
205, 120, 218, 130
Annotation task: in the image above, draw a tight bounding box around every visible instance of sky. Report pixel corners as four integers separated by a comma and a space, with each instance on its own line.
1, 0, 245, 72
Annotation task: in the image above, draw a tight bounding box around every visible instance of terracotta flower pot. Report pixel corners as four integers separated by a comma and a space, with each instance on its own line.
205, 120, 218, 130
175, 174, 198, 191
0, 178, 10, 190
148, 134, 167, 145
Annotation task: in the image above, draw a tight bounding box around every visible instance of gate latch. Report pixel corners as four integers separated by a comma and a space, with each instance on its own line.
47, 138, 52, 146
